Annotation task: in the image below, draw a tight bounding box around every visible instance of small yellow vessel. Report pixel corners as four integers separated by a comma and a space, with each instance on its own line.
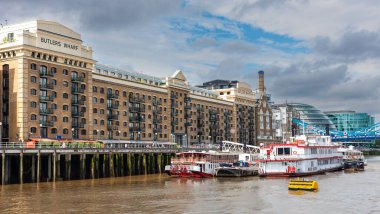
288, 178, 318, 191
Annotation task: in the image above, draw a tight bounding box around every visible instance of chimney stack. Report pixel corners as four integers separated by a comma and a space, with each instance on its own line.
258, 70, 264, 92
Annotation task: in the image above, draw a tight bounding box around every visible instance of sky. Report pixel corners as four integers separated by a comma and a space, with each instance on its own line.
1, 0, 379, 121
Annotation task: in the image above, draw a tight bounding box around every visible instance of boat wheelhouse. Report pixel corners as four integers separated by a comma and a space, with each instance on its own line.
164, 151, 240, 178
258, 135, 343, 177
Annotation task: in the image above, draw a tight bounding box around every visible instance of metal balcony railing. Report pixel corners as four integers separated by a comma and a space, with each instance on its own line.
39, 95, 53, 102
71, 76, 85, 82
39, 83, 54, 90
39, 108, 54, 115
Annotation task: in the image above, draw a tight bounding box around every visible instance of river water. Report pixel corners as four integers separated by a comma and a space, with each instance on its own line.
1, 156, 379, 214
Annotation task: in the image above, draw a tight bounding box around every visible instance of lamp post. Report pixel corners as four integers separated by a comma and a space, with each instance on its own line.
39, 123, 43, 141
72, 128, 75, 140
184, 134, 187, 148
154, 132, 157, 147
0, 122, 2, 143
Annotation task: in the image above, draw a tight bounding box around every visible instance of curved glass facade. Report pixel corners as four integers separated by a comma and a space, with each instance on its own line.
325, 111, 375, 132
288, 103, 337, 135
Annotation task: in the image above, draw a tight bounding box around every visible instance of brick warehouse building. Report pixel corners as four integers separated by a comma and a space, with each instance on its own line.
0, 20, 274, 145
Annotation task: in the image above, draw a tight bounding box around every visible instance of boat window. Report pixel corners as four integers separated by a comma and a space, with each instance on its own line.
277, 147, 291, 155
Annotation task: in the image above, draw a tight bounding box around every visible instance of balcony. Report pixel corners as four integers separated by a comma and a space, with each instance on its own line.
170, 102, 178, 109
184, 97, 191, 102
129, 127, 146, 132
185, 122, 192, 126
71, 111, 85, 117
72, 122, 85, 129
39, 120, 54, 127
39, 95, 53, 102
210, 116, 218, 122
71, 76, 85, 82
171, 111, 178, 116
39, 83, 54, 90
39, 108, 54, 115
197, 115, 204, 120
153, 109, 162, 115
129, 96, 145, 103
197, 121, 204, 127
71, 87, 85, 94
39, 71, 54, 77
170, 94, 178, 99
184, 113, 191, 119
107, 93, 119, 99
128, 107, 145, 113
153, 128, 162, 133
153, 117, 162, 124
71, 99, 85, 105
184, 105, 191, 110
171, 121, 178, 126
129, 116, 145, 122
107, 114, 119, 120
196, 106, 204, 112
107, 125, 119, 131
107, 103, 119, 110
152, 99, 162, 106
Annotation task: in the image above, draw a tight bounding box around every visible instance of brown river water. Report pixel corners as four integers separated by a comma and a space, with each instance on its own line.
1, 156, 380, 214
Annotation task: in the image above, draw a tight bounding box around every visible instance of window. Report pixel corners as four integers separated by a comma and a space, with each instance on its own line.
51, 103, 57, 109
51, 67, 57, 73
30, 101, 37, 108
93, 130, 98, 135
81, 130, 86, 135
277, 147, 291, 155
63, 129, 69, 134
51, 128, 57, 134
100, 88, 104, 94
52, 91, 57, 98
93, 97, 97, 103
51, 116, 57, 122
123, 91, 127, 97
30, 76, 37, 83
63, 117, 69, 122
30, 63, 37, 70
100, 98, 104, 103
63, 69, 68, 75
30, 127, 37, 133
30, 89, 37, 95
100, 130, 105, 135
63, 93, 69, 99
93, 86, 97, 93
63, 105, 69, 111
100, 120, 105, 125
31, 114, 37, 120
93, 119, 98, 124
100, 109, 104, 114
63, 81, 69, 87
93, 108, 98, 113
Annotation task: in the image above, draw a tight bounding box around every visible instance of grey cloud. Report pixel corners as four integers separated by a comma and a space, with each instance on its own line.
314, 30, 380, 61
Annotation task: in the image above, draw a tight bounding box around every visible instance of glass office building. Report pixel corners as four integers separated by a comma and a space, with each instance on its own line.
288, 103, 337, 135
325, 110, 375, 132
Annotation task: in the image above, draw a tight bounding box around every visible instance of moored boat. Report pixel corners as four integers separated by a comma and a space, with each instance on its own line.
258, 135, 343, 177
215, 153, 258, 177
338, 145, 366, 170
164, 151, 240, 178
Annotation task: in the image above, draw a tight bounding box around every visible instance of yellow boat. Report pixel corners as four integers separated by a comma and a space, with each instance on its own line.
288, 178, 318, 191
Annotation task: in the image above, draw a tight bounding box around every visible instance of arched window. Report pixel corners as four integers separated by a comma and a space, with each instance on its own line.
63, 105, 69, 111
100, 109, 104, 114
51, 67, 57, 73
63, 81, 69, 87
123, 132, 127, 137
39, 65, 47, 73
30, 127, 37, 133
63, 128, 69, 134
51, 128, 57, 134
100, 130, 105, 136
93, 108, 98, 113
93, 119, 97, 124
30, 101, 37, 108
100, 120, 105, 125
100, 98, 104, 103
63, 93, 69, 99
93, 130, 98, 135
51, 103, 57, 109
93, 97, 97, 103
63, 69, 68, 75
93, 86, 97, 93
63, 117, 69, 122
31, 114, 37, 120
51, 116, 57, 122
30, 63, 37, 70
30, 76, 37, 83
30, 89, 37, 95
81, 130, 86, 135
123, 91, 127, 97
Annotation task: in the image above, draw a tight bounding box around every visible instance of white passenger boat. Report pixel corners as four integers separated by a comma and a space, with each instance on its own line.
338, 145, 366, 171
258, 135, 343, 177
